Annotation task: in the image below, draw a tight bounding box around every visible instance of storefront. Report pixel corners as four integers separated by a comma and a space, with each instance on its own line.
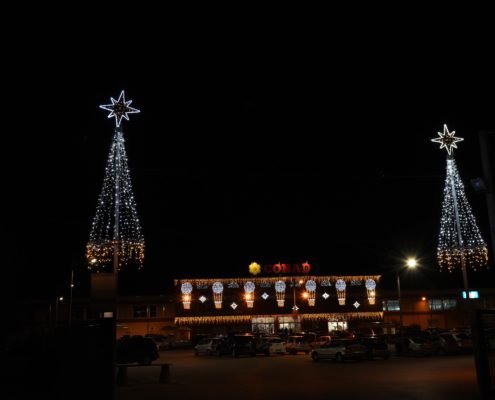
174, 264, 383, 335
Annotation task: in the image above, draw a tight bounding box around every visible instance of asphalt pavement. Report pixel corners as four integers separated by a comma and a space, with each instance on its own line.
116, 350, 481, 400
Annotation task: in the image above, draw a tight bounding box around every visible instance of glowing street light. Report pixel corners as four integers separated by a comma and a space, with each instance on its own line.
397, 257, 418, 333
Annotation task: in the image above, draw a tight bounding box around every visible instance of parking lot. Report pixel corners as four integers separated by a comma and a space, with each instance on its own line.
117, 349, 480, 400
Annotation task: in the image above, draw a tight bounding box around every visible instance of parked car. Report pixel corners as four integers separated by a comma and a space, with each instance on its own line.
395, 336, 435, 357
285, 335, 312, 355
451, 332, 473, 353
262, 337, 286, 355
311, 339, 366, 362
312, 335, 332, 349
227, 334, 257, 357
357, 336, 391, 360
144, 334, 172, 351
194, 337, 223, 356
434, 333, 462, 355
116, 335, 159, 365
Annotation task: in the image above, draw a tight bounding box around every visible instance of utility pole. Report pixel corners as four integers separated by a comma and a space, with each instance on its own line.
69, 269, 74, 325
479, 130, 495, 267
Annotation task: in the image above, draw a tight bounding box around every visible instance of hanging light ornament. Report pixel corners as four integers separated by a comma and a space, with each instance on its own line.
335, 279, 346, 305
181, 282, 193, 309
365, 279, 376, 305
244, 281, 255, 308
305, 280, 317, 306
274, 280, 286, 307
212, 282, 224, 309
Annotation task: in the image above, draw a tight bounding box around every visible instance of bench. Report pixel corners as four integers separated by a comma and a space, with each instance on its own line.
116, 362, 172, 386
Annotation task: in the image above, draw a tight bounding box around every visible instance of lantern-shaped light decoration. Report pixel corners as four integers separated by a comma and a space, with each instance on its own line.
335, 279, 346, 305
181, 282, 193, 309
305, 280, 317, 306
244, 281, 255, 308
275, 280, 286, 307
365, 279, 376, 305
212, 282, 224, 309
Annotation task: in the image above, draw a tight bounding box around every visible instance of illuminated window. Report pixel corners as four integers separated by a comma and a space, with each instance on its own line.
442, 299, 457, 310
462, 291, 479, 299
252, 317, 275, 334
382, 300, 400, 311
427, 299, 457, 311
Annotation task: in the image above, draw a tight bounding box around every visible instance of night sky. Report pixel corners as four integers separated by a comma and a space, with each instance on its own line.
5, 16, 495, 302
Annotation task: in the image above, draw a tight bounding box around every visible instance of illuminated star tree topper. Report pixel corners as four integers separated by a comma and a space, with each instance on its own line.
86, 91, 144, 271
431, 124, 464, 155
432, 125, 488, 274
99, 90, 140, 127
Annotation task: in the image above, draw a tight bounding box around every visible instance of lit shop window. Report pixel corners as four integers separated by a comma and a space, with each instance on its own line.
428, 299, 457, 311
382, 300, 400, 311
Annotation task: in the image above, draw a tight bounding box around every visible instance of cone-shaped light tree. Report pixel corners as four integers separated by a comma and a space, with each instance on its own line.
432, 124, 489, 293
86, 91, 144, 272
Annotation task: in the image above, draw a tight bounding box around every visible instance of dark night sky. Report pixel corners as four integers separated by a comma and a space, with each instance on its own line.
4, 14, 495, 301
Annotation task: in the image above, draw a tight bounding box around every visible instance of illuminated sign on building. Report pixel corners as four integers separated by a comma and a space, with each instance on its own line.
262, 262, 311, 274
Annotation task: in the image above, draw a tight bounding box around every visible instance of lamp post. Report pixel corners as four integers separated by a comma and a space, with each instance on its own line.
69, 269, 74, 325
55, 296, 64, 326
291, 279, 303, 333
397, 257, 417, 334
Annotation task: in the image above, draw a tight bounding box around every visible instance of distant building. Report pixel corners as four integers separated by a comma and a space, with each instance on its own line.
174, 268, 383, 335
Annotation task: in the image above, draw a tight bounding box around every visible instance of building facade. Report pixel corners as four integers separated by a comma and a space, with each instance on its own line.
174, 272, 383, 335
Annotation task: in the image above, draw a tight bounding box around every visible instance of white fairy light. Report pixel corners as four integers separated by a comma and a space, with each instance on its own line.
261, 292, 269, 300
365, 279, 376, 305
212, 282, 224, 309
433, 129, 489, 272
353, 301, 360, 309
230, 302, 238, 310
305, 279, 317, 306
244, 281, 255, 308
199, 296, 207, 303
335, 279, 346, 305
275, 280, 286, 307
181, 282, 193, 294
87, 98, 144, 271
181, 282, 193, 309
99, 90, 140, 127
322, 292, 329, 299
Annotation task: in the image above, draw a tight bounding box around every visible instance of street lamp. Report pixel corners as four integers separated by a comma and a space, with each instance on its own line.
397, 258, 417, 334
292, 279, 303, 312
55, 296, 64, 326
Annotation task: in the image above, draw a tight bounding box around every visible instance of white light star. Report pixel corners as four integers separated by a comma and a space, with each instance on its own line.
99, 90, 140, 127
431, 124, 464, 155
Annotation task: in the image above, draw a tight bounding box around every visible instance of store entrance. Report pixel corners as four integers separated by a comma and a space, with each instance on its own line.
252, 317, 275, 334
328, 320, 348, 332
278, 315, 301, 334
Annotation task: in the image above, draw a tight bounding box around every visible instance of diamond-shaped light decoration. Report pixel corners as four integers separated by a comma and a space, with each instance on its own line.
292, 305, 299, 311
231, 302, 238, 310
353, 301, 360, 309
199, 296, 207, 303
262, 292, 269, 300
322, 292, 329, 299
